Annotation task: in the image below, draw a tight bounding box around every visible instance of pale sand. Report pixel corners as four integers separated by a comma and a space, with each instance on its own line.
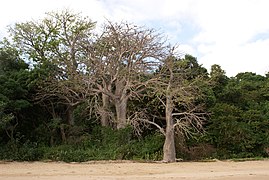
0, 160, 268, 180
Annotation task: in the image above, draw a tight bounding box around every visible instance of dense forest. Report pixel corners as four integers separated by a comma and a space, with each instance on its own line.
0, 10, 268, 162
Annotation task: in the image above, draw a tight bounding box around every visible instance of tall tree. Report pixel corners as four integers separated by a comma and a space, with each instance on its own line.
85, 22, 169, 129
9, 10, 96, 125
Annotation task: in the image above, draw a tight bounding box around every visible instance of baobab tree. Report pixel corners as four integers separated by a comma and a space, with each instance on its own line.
85, 22, 169, 129
139, 55, 207, 162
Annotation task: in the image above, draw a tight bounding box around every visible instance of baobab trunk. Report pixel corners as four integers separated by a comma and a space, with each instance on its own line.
163, 94, 176, 162
163, 122, 176, 162
115, 98, 128, 129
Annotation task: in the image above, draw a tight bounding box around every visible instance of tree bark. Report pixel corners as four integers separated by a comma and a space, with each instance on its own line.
100, 93, 110, 127
163, 64, 176, 162
163, 94, 176, 162
115, 97, 128, 129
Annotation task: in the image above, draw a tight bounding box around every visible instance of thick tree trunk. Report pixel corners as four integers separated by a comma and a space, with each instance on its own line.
100, 93, 110, 127
115, 97, 128, 129
163, 94, 176, 162
162, 62, 176, 162
163, 123, 176, 162
163, 105, 176, 162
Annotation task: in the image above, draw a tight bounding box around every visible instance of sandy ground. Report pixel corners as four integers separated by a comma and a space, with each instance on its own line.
0, 160, 269, 180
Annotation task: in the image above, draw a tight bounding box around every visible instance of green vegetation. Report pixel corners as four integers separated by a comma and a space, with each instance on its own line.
0, 10, 268, 162
0, 126, 164, 162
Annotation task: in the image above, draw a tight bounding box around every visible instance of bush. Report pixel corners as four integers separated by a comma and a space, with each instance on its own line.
132, 133, 164, 161
0, 140, 44, 161
17, 126, 163, 162
0, 126, 164, 162
42, 146, 92, 162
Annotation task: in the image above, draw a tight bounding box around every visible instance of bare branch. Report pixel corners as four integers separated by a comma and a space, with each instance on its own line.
129, 111, 165, 136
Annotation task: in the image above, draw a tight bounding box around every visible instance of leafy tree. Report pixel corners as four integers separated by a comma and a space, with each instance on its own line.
207, 72, 269, 157
9, 10, 96, 126
209, 64, 228, 98
0, 42, 31, 142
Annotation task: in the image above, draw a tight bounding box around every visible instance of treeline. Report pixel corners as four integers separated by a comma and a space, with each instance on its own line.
0, 10, 268, 162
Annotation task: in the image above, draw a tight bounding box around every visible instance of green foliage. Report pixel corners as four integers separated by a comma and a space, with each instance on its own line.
0, 126, 164, 162
42, 145, 93, 162
0, 101, 14, 129
86, 126, 163, 161
132, 133, 164, 160
0, 40, 28, 74
206, 71, 269, 158
0, 139, 44, 161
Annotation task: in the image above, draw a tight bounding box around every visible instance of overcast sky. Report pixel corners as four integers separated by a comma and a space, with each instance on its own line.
1, 0, 269, 76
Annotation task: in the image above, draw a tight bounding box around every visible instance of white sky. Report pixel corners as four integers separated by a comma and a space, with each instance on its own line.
1, 0, 269, 76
